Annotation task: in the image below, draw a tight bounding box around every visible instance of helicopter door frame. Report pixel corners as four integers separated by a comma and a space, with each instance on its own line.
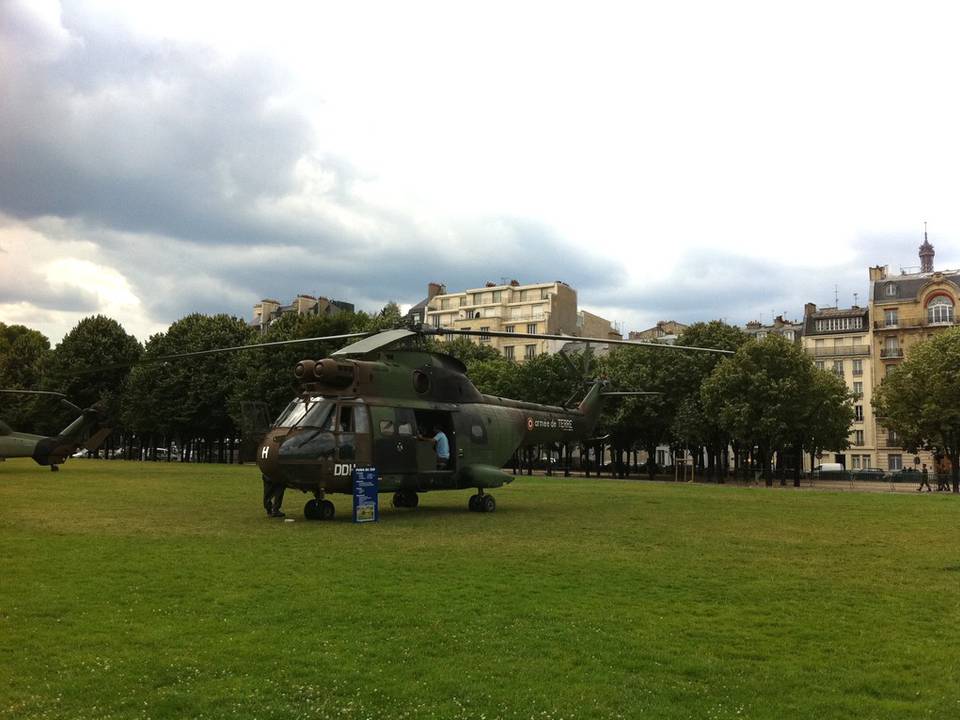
413, 410, 456, 472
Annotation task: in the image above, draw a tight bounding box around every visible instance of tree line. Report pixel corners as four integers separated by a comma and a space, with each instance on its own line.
4, 310, 955, 489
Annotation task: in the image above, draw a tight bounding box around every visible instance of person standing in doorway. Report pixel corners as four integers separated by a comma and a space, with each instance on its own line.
419, 425, 450, 469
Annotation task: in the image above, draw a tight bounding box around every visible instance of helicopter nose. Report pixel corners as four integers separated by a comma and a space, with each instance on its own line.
256, 433, 281, 476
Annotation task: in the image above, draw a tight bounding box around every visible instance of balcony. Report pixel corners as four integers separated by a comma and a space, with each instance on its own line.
880, 347, 904, 359
874, 318, 960, 331
805, 344, 870, 357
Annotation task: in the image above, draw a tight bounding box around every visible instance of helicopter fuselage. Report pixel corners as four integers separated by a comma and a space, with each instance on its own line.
254, 349, 602, 499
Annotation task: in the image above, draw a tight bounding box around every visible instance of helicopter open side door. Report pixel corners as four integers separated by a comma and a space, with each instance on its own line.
371, 406, 418, 475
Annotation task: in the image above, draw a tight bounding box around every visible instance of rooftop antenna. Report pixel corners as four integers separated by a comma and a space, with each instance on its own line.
834, 285, 839, 307
853, 292, 859, 306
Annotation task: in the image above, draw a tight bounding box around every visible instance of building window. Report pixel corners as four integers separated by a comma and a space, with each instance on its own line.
855, 405, 863, 421
479, 326, 490, 343
815, 360, 825, 370
884, 308, 898, 327
525, 344, 536, 359
783, 330, 794, 341
832, 360, 843, 376
927, 295, 954, 325
756, 332, 767, 340
540, 288, 550, 300
526, 323, 537, 334
885, 283, 898, 297
885, 364, 897, 378
853, 430, 864, 446
815, 316, 863, 332
503, 346, 514, 360
853, 381, 863, 398
888, 454, 902, 471
852, 359, 863, 376
459, 297, 466, 307
491, 290, 501, 302
887, 428, 901, 446
505, 325, 515, 333
441, 298, 451, 310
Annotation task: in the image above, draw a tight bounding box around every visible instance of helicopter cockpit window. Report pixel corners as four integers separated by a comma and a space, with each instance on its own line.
397, 421, 414, 436
352, 405, 369, 433
379, 420, 395, 436
300, 400, 335, 429
275, 398, 311, 427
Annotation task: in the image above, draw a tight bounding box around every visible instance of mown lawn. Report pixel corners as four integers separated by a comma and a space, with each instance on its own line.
1, 459, 958, 719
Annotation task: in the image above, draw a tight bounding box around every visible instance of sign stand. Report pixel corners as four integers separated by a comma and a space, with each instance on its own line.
352, 467, 379, 523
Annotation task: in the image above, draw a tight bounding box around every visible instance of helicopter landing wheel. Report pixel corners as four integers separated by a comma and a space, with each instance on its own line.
50, 465, 60, 472
392, 490, 418, 508
319, 499, 335, 521
482, 494, 496, 513
304, 499, 321, 520
468, 494, 482, 512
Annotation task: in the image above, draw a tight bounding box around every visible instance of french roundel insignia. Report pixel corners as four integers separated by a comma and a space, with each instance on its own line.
526, 417, 534, 431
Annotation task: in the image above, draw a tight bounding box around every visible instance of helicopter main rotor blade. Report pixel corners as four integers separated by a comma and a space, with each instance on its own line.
422, 327, 734, 355
600, 391, 664, 396
0, 389, 84, 414
66, 331, 374, 377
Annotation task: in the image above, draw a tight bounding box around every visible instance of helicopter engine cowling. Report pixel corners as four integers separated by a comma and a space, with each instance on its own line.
294, 360, 317, 381
295, 358, 355, 388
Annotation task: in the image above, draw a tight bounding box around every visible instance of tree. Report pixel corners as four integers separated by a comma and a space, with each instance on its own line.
122, 314, 251, 459
701, 335, 851, 485
0, 323, 52, 432
874, 327, 960, 492
598, 345, 685, 478
673, 322, 750, 480
43, 316, 141, 434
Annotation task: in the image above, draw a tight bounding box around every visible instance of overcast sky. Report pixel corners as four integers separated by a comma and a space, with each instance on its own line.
3, 0, 960, 344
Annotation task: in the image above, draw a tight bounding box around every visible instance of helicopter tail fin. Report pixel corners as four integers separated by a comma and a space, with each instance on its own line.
577, 382, 605, 430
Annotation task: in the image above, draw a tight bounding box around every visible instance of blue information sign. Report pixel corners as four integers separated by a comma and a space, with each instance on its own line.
352, 467, 379, 523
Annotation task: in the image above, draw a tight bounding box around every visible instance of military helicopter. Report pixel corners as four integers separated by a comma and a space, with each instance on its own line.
246, 326, 732, 519
0, 390, 110, 471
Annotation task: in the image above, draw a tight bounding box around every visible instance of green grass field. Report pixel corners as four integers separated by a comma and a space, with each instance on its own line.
1, 459, 958, 720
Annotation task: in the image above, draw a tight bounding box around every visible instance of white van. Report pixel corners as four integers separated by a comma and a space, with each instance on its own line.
813, 462, 844, 477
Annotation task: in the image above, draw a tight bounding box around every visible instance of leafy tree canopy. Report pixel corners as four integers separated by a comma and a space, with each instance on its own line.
874, 327, 960, 491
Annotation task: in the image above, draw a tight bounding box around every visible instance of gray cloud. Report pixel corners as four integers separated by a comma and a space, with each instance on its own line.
0, 3, 620, 334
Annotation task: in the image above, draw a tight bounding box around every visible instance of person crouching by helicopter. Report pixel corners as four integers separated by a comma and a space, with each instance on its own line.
263, 475, 286, 518
418, 425, 450, 470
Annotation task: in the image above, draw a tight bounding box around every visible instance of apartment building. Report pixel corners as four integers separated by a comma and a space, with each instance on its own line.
252, 294, 354, 330
424, 280, 617, 360
868, 236, 959, 471
801, 304, 874, 468
629, 320, 688, 344
743, 315, 803, 344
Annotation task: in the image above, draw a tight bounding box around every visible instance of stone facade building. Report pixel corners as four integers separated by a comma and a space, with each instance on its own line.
423, 280, 619, 361
252, 294, 354, 330
801, 304, 874, 468
868, 235, 959, 472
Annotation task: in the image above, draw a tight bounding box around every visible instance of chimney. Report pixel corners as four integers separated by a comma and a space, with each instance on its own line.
427, 282, 444, 298
509, 279, 520, 286
804, 302, 817, 318
868, 265, 888, 282
485, 281, 496, 287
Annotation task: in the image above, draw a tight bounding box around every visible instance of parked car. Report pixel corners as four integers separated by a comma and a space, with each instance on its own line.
851, 467, 886, 480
